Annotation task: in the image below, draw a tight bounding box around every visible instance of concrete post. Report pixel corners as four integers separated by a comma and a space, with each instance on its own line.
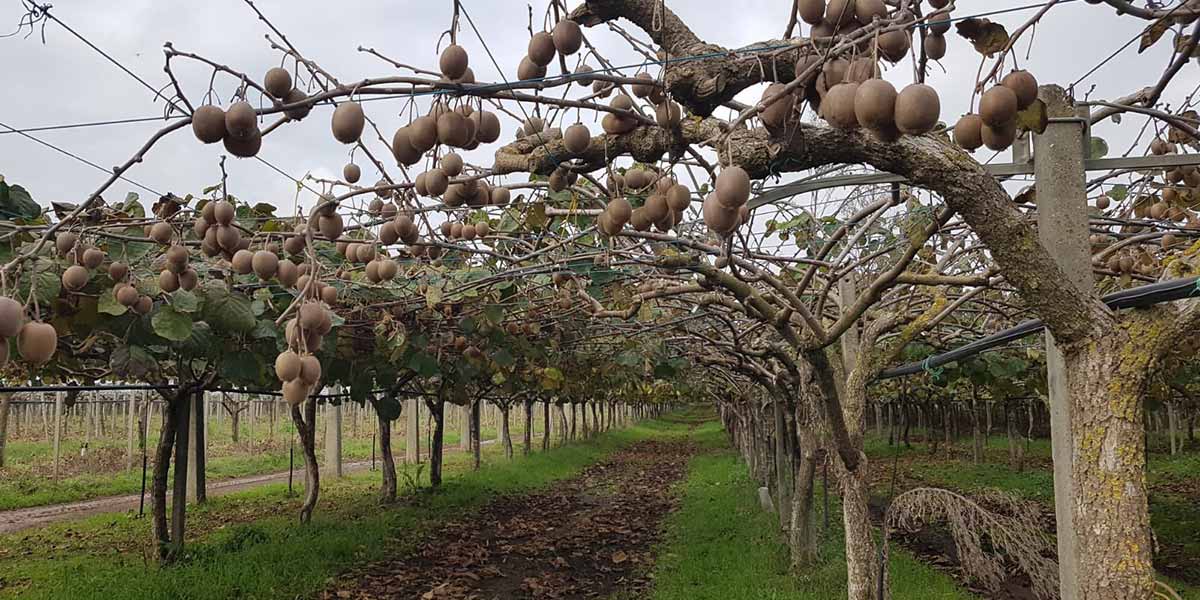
325, 399, 343, 478
405, 398, 419, 464
1033, 85, 1092, 600
52, 392, 63, 481
460, 403, 470, 451
126, 392, 136, 471
187, 390, 207, 503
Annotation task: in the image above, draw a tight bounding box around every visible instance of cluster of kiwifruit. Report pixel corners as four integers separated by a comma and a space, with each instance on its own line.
0, 296, 57, 366
439, 219, 492, 241
415, 152, 465, 200
276, 301, 329, 405
517, 18, 583, 82
1100, 248, 1161, 278
448, 334, 485, 360
601, 94, 641, 135
439, 43, 476, 84
190, 68, 309, 156
504, 320, 542, 338
192, 199, 253, 261
393, 101, 501, 167
1131, 191, 1197, 225
702, 167, 752, 236
599, 169, 692, 235
54, 232, 106, 293
378, 212, 422, 247
954, 70, 1039, 152
157, 243, 200, 293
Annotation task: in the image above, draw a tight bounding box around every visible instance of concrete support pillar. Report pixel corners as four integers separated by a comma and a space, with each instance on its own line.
1034, 85, 1092, 600
325, 400, 343, 478
405, 398, 419, 463
187, 390, 207, 503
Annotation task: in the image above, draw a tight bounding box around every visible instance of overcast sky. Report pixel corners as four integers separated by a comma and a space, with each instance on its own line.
0, 0, 1193, 217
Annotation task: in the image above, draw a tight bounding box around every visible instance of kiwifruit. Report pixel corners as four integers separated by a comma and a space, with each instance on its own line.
641, 194, 669, 223
364, 260, 382, 283
264, 67, 292, 99
1001, 70, 1039, 110
439, 44, 469, 79
270, 349, 300, 382
471, 111, 501, 143
0, 297, 20, 339
548, 19, 583, 55
443, 184, 464, 207
331, 102, 365, 144
515, 55, 547, 82
165, 245, 188, 267
757, 84, 791, 129
1095, 194, 1111, 210
437, 111, 470, 147
703, 193, 739, 235
1164, 187, 1180, 204
359, 244, 377, 262
821, 82, 860, 129
854, 79, 897, 130
877, 29, 911, 62
449, 222, 464, 239
282, 378, 310, 406
981, 120, 1017, 151
549, 169, 569, 192
114, 283, 139, 307
798, 0, 826, 24
597, 211, 618, 236
223, 127, 262, 157
924, 34, 947, 60
953, 114, 985, 151
844, 58, 880, 83
528, 32, 557, 66
825, 0, 853, 24
738, 204, 751, 226
149, 221, 173, 244
272, 259, 296, 288
158, 269, 180, 293
225, 101, 257, 140
656, 100, 682, 128
213, 200, 236, 226
819, 58, 849, 93
621, 168, 648, 191
107, 262, 128, 282
250, 250, 278, 280
81, 247, 105, 269
341, 242, 358, 261
192, 217, 210, 239
436, 153, 462, 178
564, 123, 591, 153
393, 214, 417, 240
1119, 255, 1135, 273
217, 224, 242, 252
664, 184, 690, 211
716, 166, 751, 208
894, 83, 940, 135
229, 249, 252, 274
283, 233, 306, 256
406, 116, 437, 153
632, 71, 655, 98
132, 294, 152, 315
425, 168, 450, 196
928, 9, 952, 35
319, 212, 344, 240
320, 285, 338, 306
1163, 233, 1177, 249
55, 232, 78, 256
855, 0, 886, 24
1151, 137, 1175, 156
601, 113, 637, 135
298, 302, 324, 332
377, 222, 399, 245
283, 88, 312, 121
459, 224, 476, 241
191, 105, 227, 144
342, 163, 361, 184
929, 0, 949, 7
62, 265, 89, 291
491, 187, 511, 206
17, 321, 56, 364
379, 259, 399, 280
1150, 202, 1168, 220
179, 268, 198, 291
980, 86, 1018, 127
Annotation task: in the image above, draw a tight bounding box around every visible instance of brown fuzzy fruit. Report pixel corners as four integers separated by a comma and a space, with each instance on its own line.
283, 88, 312, 121
62, 265, 89, 291
391, 127, 421, 166
564, 123, 591, 154
928, 9, 952, 35
798, 0, 826, 24
517, 56, 547, 81
439, 44, 469, 80
440, 152, 464, 177
231, 249, 254, 274
217, 224, 242, 252
855, 0, 886, 24
953, 114, 985, 151
553, 19, 583, 55
331, 102, 365, 144
716, 166, 751, 208
923, 34, 947, 61
225, 101, 257, 140
213, 200, 236, 225
108, 262, 128, 282
528, 32, 557, 66
855, 79, 897, 130
409, 116, 439, 152
179, 268, 198, 291
703, 193, 739, 235
299, 354, 322, 385
491, 187, 511, 206
437, 111, 470, 147
283, 379, 310, 406
979, 86, 1019, 128
1001, 70, 1039, 110
56, 232, 78, 256
825, 0, 854, 24
150, 221, 173, 244
0, 297, 21, 338
264, 67, 292, 99
133, 295, 153, 315
472, 111, 502, 143
821, 82, 861, 130
223, 128, 262, 158
343, 163, 361, 184
192, 105, 227, 144
981, 120, 1018, 151
319, 212, 345, 241
158, 269, 180, 293
894, 83, 940, 135
760, 84, 795, 129
424, 168, 450, 197
252, 250, 279, 280
656, 100, 682, 128
116, 284, 140, 307
17, 321, 57, 364
81, 247, 105, 269
666, 185, 691, 211
877, 29, 911, 62
275, 350, 302, 382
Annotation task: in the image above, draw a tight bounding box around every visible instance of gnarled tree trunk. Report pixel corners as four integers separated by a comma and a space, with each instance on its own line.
522, 397, 533, 455
500, 404, 513, 459
151, 392, 179, 562
427, 396, 445, 487
378, 413, 396, 503
290, 397, 320, 524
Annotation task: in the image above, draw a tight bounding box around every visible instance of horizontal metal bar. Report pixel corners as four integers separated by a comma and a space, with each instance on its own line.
750, 153, 1200, 208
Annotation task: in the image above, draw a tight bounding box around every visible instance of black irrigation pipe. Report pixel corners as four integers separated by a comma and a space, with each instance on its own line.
877, 276, 1200, 380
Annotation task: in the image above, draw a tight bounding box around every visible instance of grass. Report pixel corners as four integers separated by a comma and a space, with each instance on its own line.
0, 417, 660, 600
649, 423, 974, 600
0, 403, 552, 511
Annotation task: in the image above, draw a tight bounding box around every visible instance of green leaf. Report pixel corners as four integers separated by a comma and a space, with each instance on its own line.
110, 345, 156, 378
17, 269, 61, 307
219, 351, 263, 383
0, 180, 42, 220
406, 351, 440, 377
1089, 136, 1109, 160
203, 288, 256, 333
372, 395, 402, 421
120, 192, 145, 218
151, 305, 193, 341
171, 289, 200, 313
98, 287, 128, 316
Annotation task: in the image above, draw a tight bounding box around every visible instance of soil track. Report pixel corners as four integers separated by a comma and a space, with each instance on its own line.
320, 439, 697, 600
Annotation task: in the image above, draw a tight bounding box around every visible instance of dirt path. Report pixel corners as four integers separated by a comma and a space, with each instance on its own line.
0, 461, 371, 535
320, 439, 697, 600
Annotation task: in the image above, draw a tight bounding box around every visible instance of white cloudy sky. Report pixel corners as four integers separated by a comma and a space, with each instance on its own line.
0, 0, 1193, 216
